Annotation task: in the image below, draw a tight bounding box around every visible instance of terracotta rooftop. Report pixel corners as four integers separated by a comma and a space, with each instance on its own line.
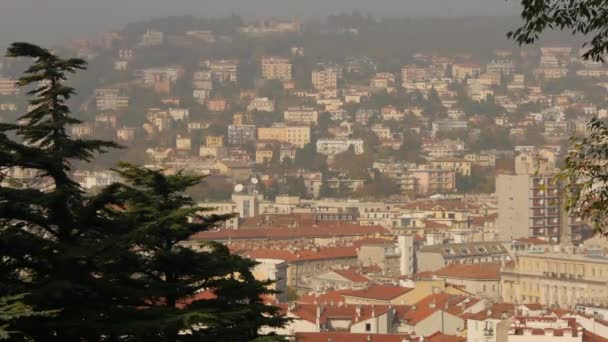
283, 303, 392, 325
342, 285, 413, 302
295, 332, 464, 342
403, 293, 480, 324
190, 223, 388, 241
465, 303, 515, 320
295, 332, 413, 342
331, 269, 370, 283
434, 263, 501, 280
241, 246, 357, 262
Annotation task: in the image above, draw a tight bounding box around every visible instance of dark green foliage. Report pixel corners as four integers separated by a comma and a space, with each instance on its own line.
0, 43, 132, 341
0, 43, 287, 341
109, 164, 289, 341
558, 118, 608, 236
0, 294, 56, 340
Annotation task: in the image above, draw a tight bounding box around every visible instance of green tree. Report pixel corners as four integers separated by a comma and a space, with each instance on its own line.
0, 43, 131, 340
509, 0, 608, 61
0, 294, 56, 340
559, 119, 608, 236
110, 164, 288, 340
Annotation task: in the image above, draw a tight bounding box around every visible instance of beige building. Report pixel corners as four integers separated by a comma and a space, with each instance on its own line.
501, 249, 608, 309
417, 242, 510, 272
284, 106, 319, 125
312, 68, 338, 90
205, 135, 224, 147
256, 149, 273, 164
175, 134, 191, 151
434, 263, 501, 300
357, 235, 415, 276
258, 124, 310, 148
430, 158, 472, 176
261, 57, 292, 81
241, 247, 358, 291
496, 152, 583, 244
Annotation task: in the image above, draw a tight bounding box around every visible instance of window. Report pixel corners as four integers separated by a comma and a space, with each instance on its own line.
365, 323, 371, 332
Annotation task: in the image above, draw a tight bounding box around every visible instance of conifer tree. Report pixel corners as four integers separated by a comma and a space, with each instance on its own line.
110, 163, 288, 341
0, 43, 133, 341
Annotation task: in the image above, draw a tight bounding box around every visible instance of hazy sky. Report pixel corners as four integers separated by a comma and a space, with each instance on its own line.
2, 0, 520, 47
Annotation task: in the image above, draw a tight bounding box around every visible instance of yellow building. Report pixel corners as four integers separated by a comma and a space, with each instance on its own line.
205, 135, 224, 148
502, 249, 608, 308
256, 149, 273, 164
430, 158, 472, 176
261, 57, 292, 81
258, 124, 310, 148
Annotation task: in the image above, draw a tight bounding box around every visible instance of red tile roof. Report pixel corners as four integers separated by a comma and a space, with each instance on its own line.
298, 290, 353, 305
434, 263, 501, 280
295, 332, 464, 342
403, 293, 478, 324
465, 303, 515, 320
295, 332, 413, 342
241, 246, 357, 262
342, 285, 413, 302
284, 303, 392, 325
190, 224, 388, 241
331, 269, 370, 283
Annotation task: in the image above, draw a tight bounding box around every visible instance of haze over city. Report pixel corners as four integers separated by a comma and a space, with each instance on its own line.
2, 0, 608, 341
1, 0, 520, 47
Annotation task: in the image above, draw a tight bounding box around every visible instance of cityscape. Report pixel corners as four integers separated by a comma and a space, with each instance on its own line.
1, 4, 608, 342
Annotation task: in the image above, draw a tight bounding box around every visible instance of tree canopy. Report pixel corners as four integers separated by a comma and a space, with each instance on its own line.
509, 0, 608, 61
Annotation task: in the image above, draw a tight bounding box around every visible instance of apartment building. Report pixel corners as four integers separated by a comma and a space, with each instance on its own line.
258, 124, 310, 148
431, 120, 469, 137
357, 235, 415, 276
284, 106, 319, 125
316, 138, 364, 156
496, 152, 584, 244
501, 248, 608, 309
204, 59, 238, 83
506, 316, 582, 342
434, 263, 501, 300
407, 168, 456, 195
416, 242, 510, 272
205, 135, 224, 148
312, 68, 338, 91
452, 63, 482, 80
486, 60, 515, 76
247, 97, 276, 112
227, 124, 256, 146
240, 246, 359, 290
430, 158, 472, 176
95, 90, 129, 111
261, 57, 292, 81
401, 64, 428, 86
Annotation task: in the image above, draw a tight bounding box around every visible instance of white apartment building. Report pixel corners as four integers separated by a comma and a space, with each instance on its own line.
316, 139, 364, 156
